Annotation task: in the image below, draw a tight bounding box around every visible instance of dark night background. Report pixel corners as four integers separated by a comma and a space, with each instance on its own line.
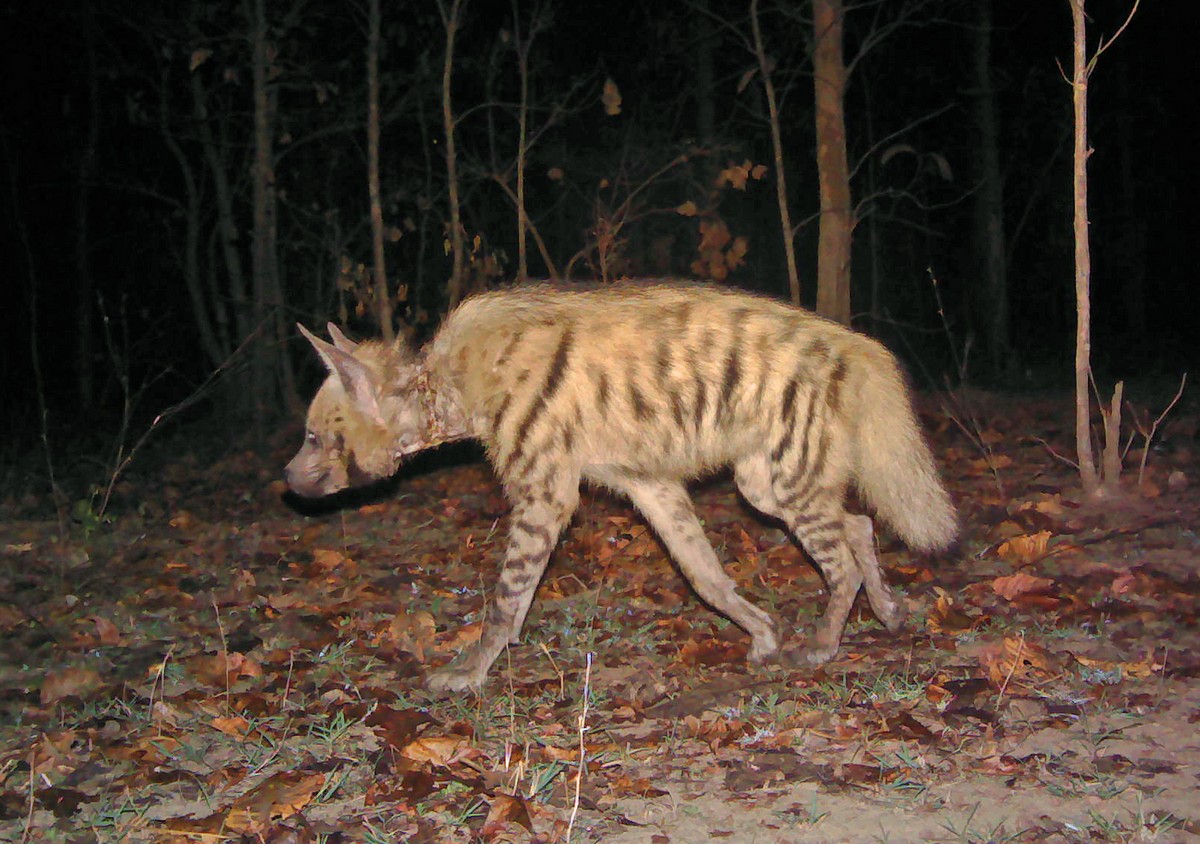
1, 0, 1196, 489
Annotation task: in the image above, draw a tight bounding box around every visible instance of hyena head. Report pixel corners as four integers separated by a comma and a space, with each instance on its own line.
286, 323, 426, 499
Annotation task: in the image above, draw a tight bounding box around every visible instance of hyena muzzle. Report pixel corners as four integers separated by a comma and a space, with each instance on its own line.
287, 282, 956, 692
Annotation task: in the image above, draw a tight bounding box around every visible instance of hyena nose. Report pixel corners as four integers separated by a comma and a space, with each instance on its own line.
284, 460, 312, 496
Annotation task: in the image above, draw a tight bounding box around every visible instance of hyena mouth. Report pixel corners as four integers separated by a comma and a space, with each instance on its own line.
287, 468, 336, 498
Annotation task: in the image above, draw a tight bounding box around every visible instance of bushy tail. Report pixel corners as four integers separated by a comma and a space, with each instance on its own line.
849, 346, 956, 552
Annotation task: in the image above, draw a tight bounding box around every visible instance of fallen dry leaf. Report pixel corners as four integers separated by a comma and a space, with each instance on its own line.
187, 651, 264, 688
311, 547, 350, 570
979, 636, 1062, 688
387, 610, 437, 662
926, 590, 983, 635
400, 735, 476, 767
997, 531, 1051, 566
1074, 652, 1164, 679
169, 510, 198, 529
438, 620, 482, 651
1031, 496, 1065, 516
41, 667, 103, 705
210, 714, 253, 738
222, 771, 327, 834
482, 793, 534, 838
91, 615, 124, 646
992, 571, 1055, 601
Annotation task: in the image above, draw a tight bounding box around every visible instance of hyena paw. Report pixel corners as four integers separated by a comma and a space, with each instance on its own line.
803, 631, 840, 665
426, 664, 488, 693
875, 599, 907, 632
803, 645, 838, 665
746, 630, 782, 664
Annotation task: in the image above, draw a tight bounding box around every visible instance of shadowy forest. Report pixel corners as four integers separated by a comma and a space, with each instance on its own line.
3, 0, 1195, 456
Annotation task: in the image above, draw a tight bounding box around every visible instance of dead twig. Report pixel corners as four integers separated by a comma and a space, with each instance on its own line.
566, 651, 592, 843
1127, 373, 1188, 489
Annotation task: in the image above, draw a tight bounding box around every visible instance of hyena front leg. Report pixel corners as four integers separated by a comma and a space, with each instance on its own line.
601, 473, 781, 663
735, 455, 903, 663
427, 474, 580, 693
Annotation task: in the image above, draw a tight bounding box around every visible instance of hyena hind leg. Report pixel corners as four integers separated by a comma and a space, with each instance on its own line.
608, 474, 781, 664
735, 456, 902, 663
844, 513, 905, 632
426, 475, 581, 693
781, 503, 862, 664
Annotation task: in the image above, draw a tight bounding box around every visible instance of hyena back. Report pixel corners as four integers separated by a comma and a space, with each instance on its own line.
287, 283, 956, 692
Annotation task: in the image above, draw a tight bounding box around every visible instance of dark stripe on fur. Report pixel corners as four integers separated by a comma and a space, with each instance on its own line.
490, 394, 514, 436
669, 389, 686, 428
495, 332, 524, 369
804, 535, 841, 555
502, 328, 574, 477
655, 339, 672, 382
826, 358, 848, 414
596, 371, 610, 415
772, 374, 804, 462
512, 519, 554, 544
629, 380, 652, 421
719, 347, 741, 416
693, 381, 708, 429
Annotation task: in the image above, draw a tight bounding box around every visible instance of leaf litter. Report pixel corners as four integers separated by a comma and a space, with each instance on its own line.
1, 393, 1200, 842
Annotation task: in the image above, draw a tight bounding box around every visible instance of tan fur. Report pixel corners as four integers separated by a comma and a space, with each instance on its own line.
288, 283, 956, 692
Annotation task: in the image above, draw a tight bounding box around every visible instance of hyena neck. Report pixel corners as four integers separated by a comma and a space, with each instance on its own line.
404, 359, 473, 450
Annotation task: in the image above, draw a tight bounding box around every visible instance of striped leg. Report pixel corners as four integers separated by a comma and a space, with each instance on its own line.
736, 453, 903, 663
427, 474, 580, 692
603, 473, 780, 663
781, 499, 862, 663
844, 512, 905, 631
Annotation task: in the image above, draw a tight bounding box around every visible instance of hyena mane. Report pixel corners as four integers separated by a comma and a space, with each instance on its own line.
288, 282, 956, 692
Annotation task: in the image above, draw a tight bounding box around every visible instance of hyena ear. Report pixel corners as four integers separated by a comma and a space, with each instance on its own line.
297, 323, 345, 375
297, 323, 386, 424
335, 359, 386, 426
326, 322, 358, 355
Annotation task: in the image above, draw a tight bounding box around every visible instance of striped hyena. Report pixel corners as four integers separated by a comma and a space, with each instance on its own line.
286, 283, 956, 692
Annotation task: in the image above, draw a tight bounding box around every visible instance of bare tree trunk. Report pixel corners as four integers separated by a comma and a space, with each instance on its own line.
694, 0, 716, 147
812, 0, 852, 325
692, 0, 721, 225
1069, 0, 1139, 498
4, 134, 65, 528
75, 0, 100, 410
192, 74, 244, 361
414, 53, 434, 316
513, 0, 530, 282
161, 76, 225, 370
438, 0, 467, 308
749, 0, 800, 306
1069, 0, 1099, 497
366, 0, 394, 340
972, 0, 1011, 375
162, 140, 209, 363
250, 0, 279, 436
491, 174, 560, 279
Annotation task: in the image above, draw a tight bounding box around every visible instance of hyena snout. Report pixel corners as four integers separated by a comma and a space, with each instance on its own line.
285, 447, 345, 498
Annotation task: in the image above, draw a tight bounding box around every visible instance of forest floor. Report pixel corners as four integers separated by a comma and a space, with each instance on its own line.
2, 385, 1200, 844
